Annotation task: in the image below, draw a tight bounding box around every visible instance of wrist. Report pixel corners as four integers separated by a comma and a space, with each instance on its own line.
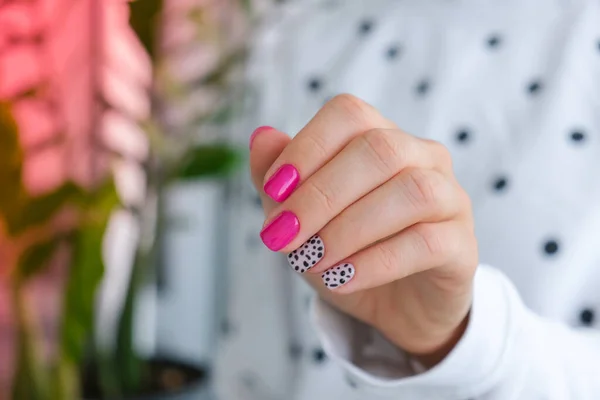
409, 311, 470, 368
373, 278, 473, 365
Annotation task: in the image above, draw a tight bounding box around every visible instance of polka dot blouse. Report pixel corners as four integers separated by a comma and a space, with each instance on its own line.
215, 1, 600, 399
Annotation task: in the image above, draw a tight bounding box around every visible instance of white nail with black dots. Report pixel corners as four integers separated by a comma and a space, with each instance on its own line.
322, 263, 355, 289
287, 235, 325, 273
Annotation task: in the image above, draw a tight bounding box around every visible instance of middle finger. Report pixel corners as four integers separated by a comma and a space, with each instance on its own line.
260, 129, 441, 253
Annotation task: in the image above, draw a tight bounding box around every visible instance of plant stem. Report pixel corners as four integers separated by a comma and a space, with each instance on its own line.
11, 281, 50, 400
51, 356, 78, 400
113, 169, 162, 394
114, 245, 146, 394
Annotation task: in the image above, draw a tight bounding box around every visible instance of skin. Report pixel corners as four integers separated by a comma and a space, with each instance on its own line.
250, 94, 478, 367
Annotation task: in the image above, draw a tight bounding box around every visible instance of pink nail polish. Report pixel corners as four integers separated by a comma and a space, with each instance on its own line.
264, 164, 299, 203
260, 211, 300, 251
249, 126, 274, 149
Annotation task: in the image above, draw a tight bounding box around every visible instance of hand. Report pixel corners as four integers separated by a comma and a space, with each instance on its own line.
250, 95, 478, 366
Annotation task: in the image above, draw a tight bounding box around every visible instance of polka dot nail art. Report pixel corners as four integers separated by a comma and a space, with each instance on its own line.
287, 235, 325, 273
322, 263, 355, 289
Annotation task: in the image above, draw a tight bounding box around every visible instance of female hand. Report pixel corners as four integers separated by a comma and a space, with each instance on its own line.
250, 94, 478, 366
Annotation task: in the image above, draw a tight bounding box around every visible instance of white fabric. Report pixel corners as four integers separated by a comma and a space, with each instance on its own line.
215, 0, 600, 399
314, 266, 600, 399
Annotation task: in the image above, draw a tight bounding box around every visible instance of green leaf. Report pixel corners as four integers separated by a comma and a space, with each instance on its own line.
129, 0, 164, 61
192, 49, 247, 88
240, 0, 252, 13
206, 104, 235, 125
5, 182, 85, 237
115, 254, 145, 395
17, 238, 61, 282
0, 102, 20, 155
50, 358, 79, 400
54, 179, 119, 398
84, 179, 122, 217
0, 102, 25, 218
173, 144, 241, 181
189, 103, 237, 127
186, 7, 206, 24
59, 180, 118, 361
11, 287, 50, 400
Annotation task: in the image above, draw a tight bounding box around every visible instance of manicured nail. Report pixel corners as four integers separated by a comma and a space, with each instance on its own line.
287, 235, 325, 273
260, 211, 300, 251
249, 126, 274, 150
264, 164, 299, 203
322, 263, 355, 289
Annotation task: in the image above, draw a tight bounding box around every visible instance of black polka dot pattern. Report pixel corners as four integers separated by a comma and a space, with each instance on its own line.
416, 80, 430, 96
493, 176, 508, 192
322, 263, 355, 289
358, 20, 374, 35
543, 239, 559, 256
487, 34, 502, 49
570, 130, 586, 143
527, 80, 543, 95
287, 235, 325, 273
308, 77, 323, 92
312, 348, 327, 363
456, 129, 471, 144
580, 308, 595, 326
386, 44, 401, 60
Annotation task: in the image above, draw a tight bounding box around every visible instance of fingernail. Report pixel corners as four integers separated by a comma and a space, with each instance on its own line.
260, 211, 300, 251
287, 235, 325, 273
264, 164, 299, 203
322, 263, 355, 289
249, 126, 274, 150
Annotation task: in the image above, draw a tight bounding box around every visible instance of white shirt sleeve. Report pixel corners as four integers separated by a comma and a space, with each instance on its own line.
311, 265, 600, 400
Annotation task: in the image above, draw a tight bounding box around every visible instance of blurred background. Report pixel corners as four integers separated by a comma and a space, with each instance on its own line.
0, 0, 280, 398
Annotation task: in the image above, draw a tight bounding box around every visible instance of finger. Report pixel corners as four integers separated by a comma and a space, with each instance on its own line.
262, 130, 446, 253
261, 94, 396, 203
290, 169, 465, 274
249, 126, 291, 215
320, 221, 475, 292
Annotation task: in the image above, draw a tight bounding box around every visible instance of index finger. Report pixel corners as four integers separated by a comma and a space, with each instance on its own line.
262, 94, 396, 203
249, 126, 292, 215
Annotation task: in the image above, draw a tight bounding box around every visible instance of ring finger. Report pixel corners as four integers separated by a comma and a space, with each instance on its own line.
286, 168, 465, 274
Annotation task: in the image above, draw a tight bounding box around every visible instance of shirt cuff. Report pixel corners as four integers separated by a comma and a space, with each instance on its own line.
310, 265, 526, 399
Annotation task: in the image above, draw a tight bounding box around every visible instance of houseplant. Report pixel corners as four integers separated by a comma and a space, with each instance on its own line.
0, 101, 120, 400
0, 0, 250, 398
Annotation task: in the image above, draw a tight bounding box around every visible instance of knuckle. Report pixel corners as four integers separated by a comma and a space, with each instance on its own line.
329, 93, 369, 115
374, 243, 400, 276
444, 226, 474, 271
361, 128, 404, 174
404, 169, 443, 214
459, 188, 474, 217
302, 132, 330, 160
412, 224, 448, 261
426, 139, 453, 170
327, 93, 375, 127
305, 179, 338, 213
